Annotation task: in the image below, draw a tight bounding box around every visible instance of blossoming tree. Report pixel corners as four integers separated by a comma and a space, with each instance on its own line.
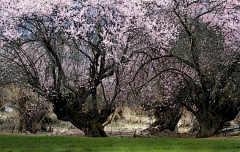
0, 0, 134, 137
170, 0, 240, 137
1, 0, 239, 138
128, 0, 240, 137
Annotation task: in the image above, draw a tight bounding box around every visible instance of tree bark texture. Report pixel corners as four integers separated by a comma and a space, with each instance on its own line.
196, 101, 239, 138
49, 92, 113, 137
151, 106, 183, 131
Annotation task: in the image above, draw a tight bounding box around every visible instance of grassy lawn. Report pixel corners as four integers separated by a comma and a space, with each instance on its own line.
0, 135, 240, 152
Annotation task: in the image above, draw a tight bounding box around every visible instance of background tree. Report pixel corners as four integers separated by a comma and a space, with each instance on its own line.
121, 6, 184, 133
136, 76, 184, 132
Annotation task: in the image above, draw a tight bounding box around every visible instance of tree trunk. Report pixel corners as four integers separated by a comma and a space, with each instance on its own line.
151, 105, 183, 131
83, 122, 107, 137
180, 86, 240, 138
55, 107, 110, 137
196, 106, 238, 138
196, 118, 220, 138
50, 93, 113, 137
194, 111, 239, 138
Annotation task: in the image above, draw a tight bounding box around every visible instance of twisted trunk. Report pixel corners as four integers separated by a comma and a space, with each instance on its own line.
195, 96, 239, 138
151, 105, 183, 131
50, 91, 113, 137
196, 116, 223, 138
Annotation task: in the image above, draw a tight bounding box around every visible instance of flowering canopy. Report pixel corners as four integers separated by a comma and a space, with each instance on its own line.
0, 0, 239, 137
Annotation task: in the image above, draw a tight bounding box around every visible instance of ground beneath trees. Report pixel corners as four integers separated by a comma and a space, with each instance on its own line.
1, 106, 240, 138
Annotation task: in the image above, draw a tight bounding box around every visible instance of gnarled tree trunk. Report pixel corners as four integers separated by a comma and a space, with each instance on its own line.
82, 122, 107, 137
54, 104, 112, 137
196, 117, 222, 138
195, 99, 239, 138
151, 104, 183, 131
49, 91, 114, 137
177, 83, 240, 138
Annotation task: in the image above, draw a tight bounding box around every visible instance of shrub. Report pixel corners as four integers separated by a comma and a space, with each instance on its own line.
1, 85, 51, 133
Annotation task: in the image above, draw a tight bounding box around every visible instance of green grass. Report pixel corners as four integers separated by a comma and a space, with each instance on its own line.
0, 135, 240, 152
